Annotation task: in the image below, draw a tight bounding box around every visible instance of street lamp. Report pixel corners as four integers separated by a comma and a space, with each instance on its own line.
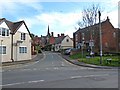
98, 11, 102, 64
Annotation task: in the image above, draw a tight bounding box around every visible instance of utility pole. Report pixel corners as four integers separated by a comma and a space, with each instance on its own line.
82, 33, 85, 61
98, 11, 102, 64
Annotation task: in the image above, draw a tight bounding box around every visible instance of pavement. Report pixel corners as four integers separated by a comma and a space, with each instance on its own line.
61, 54, 119, 69
2, 53, 43, 67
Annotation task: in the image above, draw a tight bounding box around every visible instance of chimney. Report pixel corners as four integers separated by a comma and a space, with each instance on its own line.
58, 34, 60, 37
61, 33, 64, 37
107, 16, 110, 21
51, 32, 54, 37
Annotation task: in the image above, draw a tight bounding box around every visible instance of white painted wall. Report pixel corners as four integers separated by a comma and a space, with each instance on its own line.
18, 23, 28, 33
0, 21, 31, 62
0, 21, 11, 62
0, 22, 9, 29
13, 23, 31, 61
61, 35, 73, 49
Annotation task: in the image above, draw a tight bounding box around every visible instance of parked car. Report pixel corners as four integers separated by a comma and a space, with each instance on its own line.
64, 48, 72, 55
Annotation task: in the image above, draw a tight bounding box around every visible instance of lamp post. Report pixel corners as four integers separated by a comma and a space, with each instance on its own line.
98, 11, 102, 64
0, 40, 3, 62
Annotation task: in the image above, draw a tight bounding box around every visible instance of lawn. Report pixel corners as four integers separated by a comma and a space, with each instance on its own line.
70, 53, 120, 67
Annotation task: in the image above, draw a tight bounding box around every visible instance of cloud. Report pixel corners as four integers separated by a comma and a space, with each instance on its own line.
101, 0, 118, 28
0, 0, 43, 17
108, 9, 118, 28
36, 11, 82, 37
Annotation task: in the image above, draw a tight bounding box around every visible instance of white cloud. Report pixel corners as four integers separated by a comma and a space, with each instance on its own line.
108, 9, 118, 28
0, 0, 43, 17
36, 11, 82, 37
101, 0, 118, 28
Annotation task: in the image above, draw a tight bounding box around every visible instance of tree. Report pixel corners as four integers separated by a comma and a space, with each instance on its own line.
78, 4, 102, 55
78, 4, 101, 28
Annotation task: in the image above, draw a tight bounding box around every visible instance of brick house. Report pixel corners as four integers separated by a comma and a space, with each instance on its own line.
73, 17, 119, 53
31, 36, 41, 55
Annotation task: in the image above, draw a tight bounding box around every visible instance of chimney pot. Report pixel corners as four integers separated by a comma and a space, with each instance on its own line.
58, 34, 60, 37
51, 32, 54, 37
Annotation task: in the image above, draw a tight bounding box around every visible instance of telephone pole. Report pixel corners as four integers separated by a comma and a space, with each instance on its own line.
98, 11, 102, 64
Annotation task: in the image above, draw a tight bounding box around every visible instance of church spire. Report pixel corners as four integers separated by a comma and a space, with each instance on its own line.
47, 25, 50, 37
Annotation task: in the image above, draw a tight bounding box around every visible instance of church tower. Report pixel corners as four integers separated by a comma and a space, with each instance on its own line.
47, 25, 50, 37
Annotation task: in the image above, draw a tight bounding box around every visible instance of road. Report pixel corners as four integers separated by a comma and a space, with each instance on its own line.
1, 51, 118, 88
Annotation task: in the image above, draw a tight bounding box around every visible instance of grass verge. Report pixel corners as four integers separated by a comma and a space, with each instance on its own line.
70, 53, 120, 67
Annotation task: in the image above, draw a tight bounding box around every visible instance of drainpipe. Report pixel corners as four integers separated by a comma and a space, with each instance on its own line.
11, 33, 14, 62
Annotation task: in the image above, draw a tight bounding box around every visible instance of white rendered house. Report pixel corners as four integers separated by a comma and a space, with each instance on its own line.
0, 18, 31, 62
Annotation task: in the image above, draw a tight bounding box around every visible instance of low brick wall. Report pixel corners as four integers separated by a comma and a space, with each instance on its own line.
70, 49, 81, 55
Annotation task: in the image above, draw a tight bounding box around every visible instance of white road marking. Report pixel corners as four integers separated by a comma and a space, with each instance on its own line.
54, 67, 59, 70
70, 74, 109, 79
1, 80, 45, 87
28, 80, 44, 83
21, 69, 31, 71
33, 68, 37, 71
1, 82, 25, 87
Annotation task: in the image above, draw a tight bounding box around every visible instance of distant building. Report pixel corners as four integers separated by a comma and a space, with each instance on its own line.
40, 25, 73, 51
54, 35, 73, 51
31, 36, 41, 55
0, 18, 32, 62
73, 17, 119, 53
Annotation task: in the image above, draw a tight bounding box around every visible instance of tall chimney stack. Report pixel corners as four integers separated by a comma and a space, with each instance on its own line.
51, 32, 54, 37
61, 33, 64, 38
58, 34, 60, 37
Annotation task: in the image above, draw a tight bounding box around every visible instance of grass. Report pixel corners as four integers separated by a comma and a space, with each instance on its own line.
70, 53, 120, 67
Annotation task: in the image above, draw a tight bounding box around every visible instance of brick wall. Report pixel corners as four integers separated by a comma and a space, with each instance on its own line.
73, 18, 118, 53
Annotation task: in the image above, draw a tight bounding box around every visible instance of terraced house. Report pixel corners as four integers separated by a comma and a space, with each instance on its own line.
0, 18, 32, 62
73, 17, 119, 53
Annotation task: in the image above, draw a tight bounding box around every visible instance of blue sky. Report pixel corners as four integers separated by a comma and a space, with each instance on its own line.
0, 0, 119, 37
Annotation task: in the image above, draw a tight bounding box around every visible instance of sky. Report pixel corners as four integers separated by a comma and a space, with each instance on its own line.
0, 0, 119, 38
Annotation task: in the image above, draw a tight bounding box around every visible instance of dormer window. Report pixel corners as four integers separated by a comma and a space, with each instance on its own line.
21, 33, 26, 40
0, 27, 9, 36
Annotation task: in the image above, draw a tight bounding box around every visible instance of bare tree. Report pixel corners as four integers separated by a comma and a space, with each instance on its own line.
78, 4, 102, 55
78, 4, 101, 28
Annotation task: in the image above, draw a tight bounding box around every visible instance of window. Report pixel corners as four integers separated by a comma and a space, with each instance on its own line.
0, 28, 9, 36
19, 47, 27, 53
75, 34, 78, 41
113, 32, 116, 38
21, 33, 26, 40
0, 46, 6, 54
66, 39, 69, 42
105, 42, 108, 47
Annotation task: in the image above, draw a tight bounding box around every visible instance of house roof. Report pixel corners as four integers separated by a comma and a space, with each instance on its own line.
0, 18, 31, 38
75, 17, 112, 33
55, 36, 66, 44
